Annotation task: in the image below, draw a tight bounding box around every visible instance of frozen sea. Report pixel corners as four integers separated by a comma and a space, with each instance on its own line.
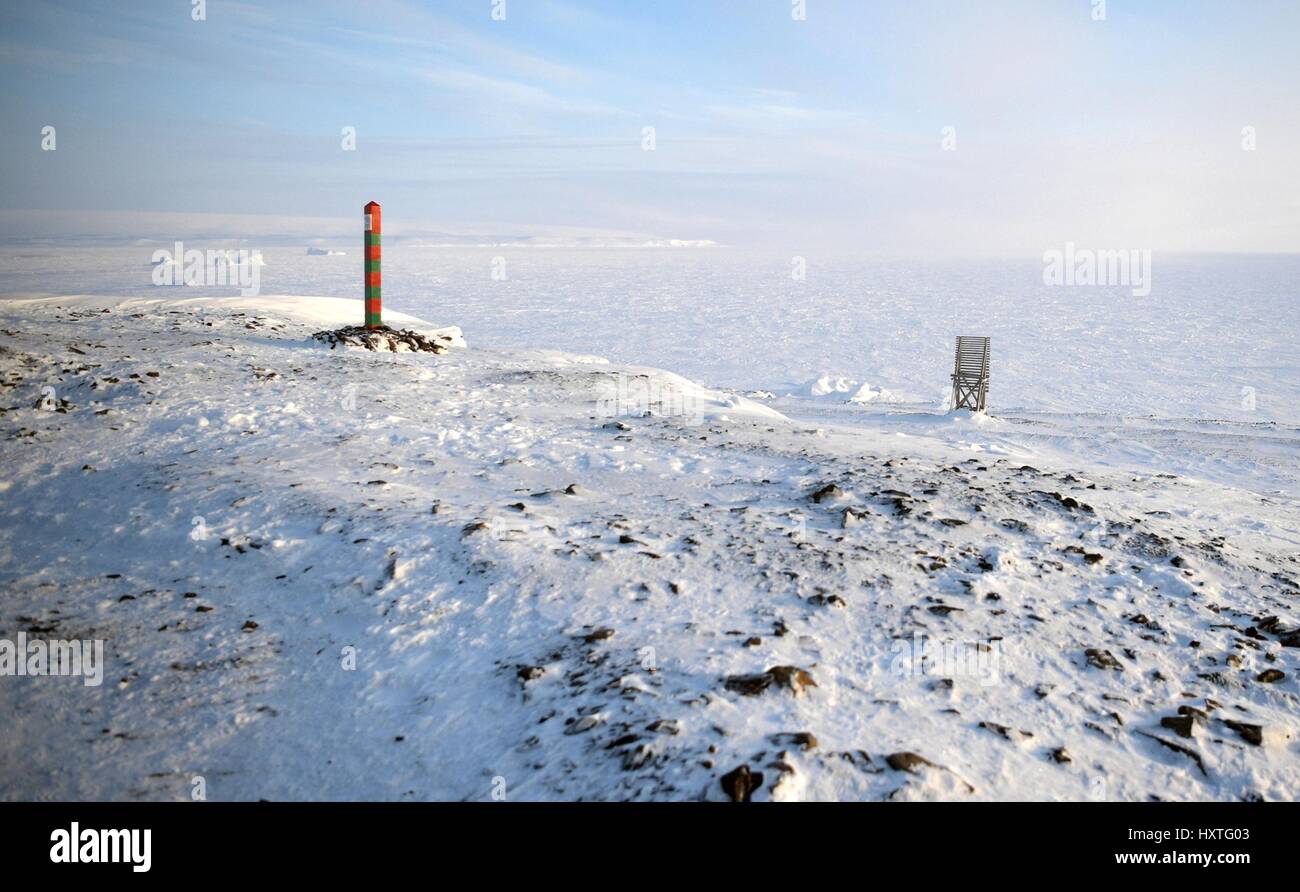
2, 245, 1298, 491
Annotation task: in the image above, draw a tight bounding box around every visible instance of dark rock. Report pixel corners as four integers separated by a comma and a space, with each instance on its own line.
771, 731, 818, 751
725, 665, 817, 697
720, 764, 764, 802
1034, 490, 1094, 513
565, 715, 602, 736
622, 744, 652, 771
1256, 669, 1285, 684
1085, 648, 1123, 671
1223, 720, 1263, 746
887, 495, 913, 516
1136, 730, 1206, 776
980, 721, 1031, 741
810, 483, 844, 503
1050, 747, 1072, 764
725, 673, 773, 696
1253, 615, 1280, 632
768, 665, 817, 695
885, 752, 939, 773
517, 665, 544, 682
1159, 715, 1195, 738
311, 325, 452, 353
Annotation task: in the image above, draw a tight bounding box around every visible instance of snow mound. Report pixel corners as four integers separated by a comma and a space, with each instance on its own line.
804, 374, 903, 404
808, 374, 856, 397
847, 382, 904, 404
3, 294, 467, 348
592, 365, 787, 425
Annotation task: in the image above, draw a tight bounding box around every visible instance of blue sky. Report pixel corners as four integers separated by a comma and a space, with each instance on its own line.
1, 0, 1297, 252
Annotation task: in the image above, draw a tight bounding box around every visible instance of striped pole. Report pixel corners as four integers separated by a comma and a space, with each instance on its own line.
363, 200, 382, 328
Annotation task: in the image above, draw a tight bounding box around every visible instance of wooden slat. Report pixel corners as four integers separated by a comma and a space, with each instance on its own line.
950, 334, 990, 412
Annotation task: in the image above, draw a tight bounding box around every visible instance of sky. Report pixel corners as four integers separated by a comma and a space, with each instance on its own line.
1, 0, 1298, 254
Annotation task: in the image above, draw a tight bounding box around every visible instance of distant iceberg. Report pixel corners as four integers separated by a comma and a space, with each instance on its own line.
306, 247, 346, 256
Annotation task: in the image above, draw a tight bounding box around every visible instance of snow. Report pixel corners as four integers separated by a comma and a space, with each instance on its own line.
2, 293, 466, 348
5, 248, 1294, 428
802, 375, 901, 405
1, 287, 1298, 802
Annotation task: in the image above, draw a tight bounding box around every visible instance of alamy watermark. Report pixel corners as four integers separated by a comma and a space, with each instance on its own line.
596, 372, 704, 426
50, 823, 150, 872
1, 632, 104, 687
1042, 242, 1151, 297
152, 241, 262, 296
889, 631, 1002, 687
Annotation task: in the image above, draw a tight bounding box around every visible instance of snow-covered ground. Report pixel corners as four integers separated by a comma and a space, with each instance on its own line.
1, 291, 1298, 801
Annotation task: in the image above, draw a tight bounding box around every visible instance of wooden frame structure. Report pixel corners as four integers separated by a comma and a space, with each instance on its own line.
950, 336, 990, 412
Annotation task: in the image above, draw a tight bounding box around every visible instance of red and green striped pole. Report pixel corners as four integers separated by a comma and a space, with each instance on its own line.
363, 200, 382, 328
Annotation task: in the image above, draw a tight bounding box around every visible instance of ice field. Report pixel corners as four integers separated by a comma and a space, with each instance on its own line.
4, 245, 1298, 491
